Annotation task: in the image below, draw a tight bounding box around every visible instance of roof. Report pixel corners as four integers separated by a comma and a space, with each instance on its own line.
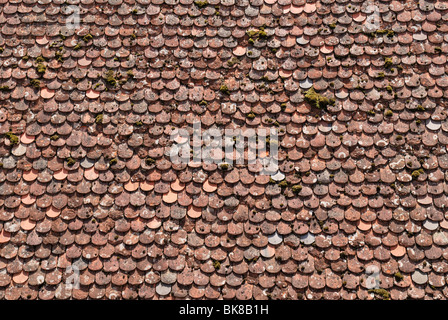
0, 0, 448, 300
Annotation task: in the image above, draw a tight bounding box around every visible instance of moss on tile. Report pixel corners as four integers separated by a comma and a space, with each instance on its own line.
375, 29, 395, 38
384, 57, 393, 68
304, 87, 335, 109
212, 260, 221, 270
394, 272, 404, 281
36, 63, 46, 75
35, 56, 45, 63
368, 288, 390, 300
82, 33, 93, 42
66, 157, 76, 166
411, 169, 424, 179
292, 185, 302, 194
416, 105, 425, 111
95, 113, 104, 124
5, 132, 19, 145
194, 0, 208, 8
277, 180, 288, 188
219, 84, 230, 95
227, 57, 240, 67
55, 50, 64, 63
145, 157, 156, 165
246, 27, 268, 41
30, 79, 40, 88
105, 70, 117, 87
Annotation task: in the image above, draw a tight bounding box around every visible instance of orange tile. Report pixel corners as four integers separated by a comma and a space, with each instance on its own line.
147, 217, 162, 229
171, 179, 185, 192
46, 206, 61, 218
78, 57, 92, 67
163, 191, 178, 204
140, 181, 155, 191
20, 219, 36, 231
187, 205, 202, 218
40, 88, 55, 99
203, 180, 217, 193
20, 133, 35, 144
21, 194, 36, 205
85, 167, 99, 180
12, 271, 28, 284
233, 45, 246, 56
390, 245, 406, 257
357, 220, 371, 231
0, 229, 11, 244
35, 36, 48, 45
0, 229, 11, 243
290, 5, 304, 14
124, 180, 139, 192
441, 220, 448, 230
53, 168, 68, 181
86, 89, 100, 99
22, 169, 38, 182
417, 196, 433, 205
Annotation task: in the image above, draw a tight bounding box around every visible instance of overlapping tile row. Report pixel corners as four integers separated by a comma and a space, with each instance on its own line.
0, 0, 448, 300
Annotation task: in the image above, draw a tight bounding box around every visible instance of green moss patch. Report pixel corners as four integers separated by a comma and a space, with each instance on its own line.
304, 87, 335, 109
368, 289, 390, 300
145, 157, 156, 165
384, 57, 393, 68
194, 0, 208, 8
292, 184, 302, 194
104, 70, 117, 87
219, 84, 230, 95
95, 113, 104, 124
30, 79, 41, 88
5, 132, 19, 145
36, 63, 46, 75
66, 157, 76, 166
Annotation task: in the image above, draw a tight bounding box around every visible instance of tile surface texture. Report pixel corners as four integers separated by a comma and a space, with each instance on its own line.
0, 0, 448, 300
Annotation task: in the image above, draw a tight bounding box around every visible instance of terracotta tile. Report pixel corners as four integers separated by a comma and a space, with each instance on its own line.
140, 181, 155, 191
46, 207, 61, 218
170, 179, 185, 192
20, 219, 36, 231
